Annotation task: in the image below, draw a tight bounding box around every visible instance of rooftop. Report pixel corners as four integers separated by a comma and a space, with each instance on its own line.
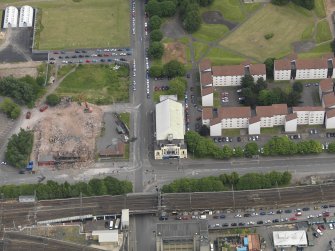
256, 104, 288, 117
249, 64, 266, 75
327, 109, 335, 118
212, 65, 244, 76
285, 113, 297, 121
323, 93, 335, 108
274, 58, 291, 71
319, 78, 334, 92
295, 58, 328, 70
201, 86, 213, 96
200, 72, 212, 86
219, 106, 251, 119
199, 59, 212, 72
273, 231, 307, 247
202, 107, 213, 120
249, 116, 260, 124
293, 106, 325, 112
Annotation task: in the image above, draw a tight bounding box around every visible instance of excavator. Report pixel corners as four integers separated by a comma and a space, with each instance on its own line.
84, 101, 93, 113
77, 93, 92, 113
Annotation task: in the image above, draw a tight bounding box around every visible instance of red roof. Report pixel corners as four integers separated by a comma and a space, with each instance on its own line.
199, 59, 212, 72
285, 113, 297, 121
200, 72, 212, 86
274, 58, 291, 71
326, 109, 335, 118
293, 106, 325, 112
210, 117, 221, 126
295, 58, 328, 70
202, 107, 213, 120
212, 65, 244, 76
256, 104, 288, 117
201, 86, 213, 96
319, 79, 334, 92
218, 107, 251, 119
250, 64, 266, 75
249, 116, 260, 124
323, 93, 335, 108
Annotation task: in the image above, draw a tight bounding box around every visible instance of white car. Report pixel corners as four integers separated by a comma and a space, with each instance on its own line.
330, 223, 334, 230
144, 22, 147, 28
235, 214, 242, 218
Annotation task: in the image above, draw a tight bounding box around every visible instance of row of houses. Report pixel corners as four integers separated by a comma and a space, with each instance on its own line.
2, 5, 34, 29
199, 59, 335, 136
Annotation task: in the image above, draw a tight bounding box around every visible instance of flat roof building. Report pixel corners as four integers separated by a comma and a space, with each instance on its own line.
19, 5, 34, 27
273, 231, 308, 248
3, 6, 18, 28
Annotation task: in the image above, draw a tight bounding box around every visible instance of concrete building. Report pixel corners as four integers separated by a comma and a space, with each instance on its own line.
202, 107, 213, 126
319, 78, 334, 100
19, 5, 34, 27
256, 104, 288, 128
247, 234, 261, 251
292, 106, 325, 125
201, 86, 214, 107
274, 58, 292, 81
285, 113, 298, 132
325, 109, 335, 129
322, 92, 335, 109
154, 98, 187, 160
92, 230, 119, 246
3, 6, 18, 28
273, 231, 308, 248
121, 209, 129, 229
248, 116, 261, 135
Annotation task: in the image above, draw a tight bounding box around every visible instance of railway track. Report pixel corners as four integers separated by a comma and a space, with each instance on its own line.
1, 183, 335, 228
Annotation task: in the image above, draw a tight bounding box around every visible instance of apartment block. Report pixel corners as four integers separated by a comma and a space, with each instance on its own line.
292, 106, 325, 125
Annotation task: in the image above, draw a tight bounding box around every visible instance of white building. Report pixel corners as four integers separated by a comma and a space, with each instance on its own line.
154, 98, 187, 160
248, 116, 261, 135
19, 5, 34, 27
121, 209, 129, 229
210, 107, 251, 136
285, 113, 298, 132
3, 6, 18, 28
201, 86, 214, 107
92, 230, 119, 246
202, 107, 213, 126
293, 106, 325, 125
325, 109, 335, 129
322, 92, 335, 109
319, 78, 334, 100
273, 231, 308, 248
256, 104, 288, 128
295, 58, 329, 80
274, 58, 291, 81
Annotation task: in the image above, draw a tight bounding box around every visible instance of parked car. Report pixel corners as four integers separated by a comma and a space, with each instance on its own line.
25, 111, 31, 119
39, 105, 48, 112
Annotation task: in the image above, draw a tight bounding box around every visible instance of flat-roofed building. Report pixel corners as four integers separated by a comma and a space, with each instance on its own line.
19, 5, 34, 27
3, 6, 18, 28
273, 231, 308, 248
293, 106, 325, 125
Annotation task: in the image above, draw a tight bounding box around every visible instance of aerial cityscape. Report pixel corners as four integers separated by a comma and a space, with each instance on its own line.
1, 0, 335, 250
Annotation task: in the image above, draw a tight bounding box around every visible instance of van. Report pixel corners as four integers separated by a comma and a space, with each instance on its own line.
109, 220, 114, 230
316, 229, 323, 235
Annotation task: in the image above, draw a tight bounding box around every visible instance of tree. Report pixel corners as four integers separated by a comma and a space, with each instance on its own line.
331, 39, 335, 54
185, 131, 202, 153
292, 81, 303, 93
0, 98, 21, 119
150, 29, 163, 42
46, 94, 60, 106
292, 0, 314, 9
182, 10, 201, 33
241, 87, 257, 107
163, 60, 186, 78
147, 42, 164, 59
149, 65, 164, 78
145, 0, 162, 16
199, 0, 214, 7
264, 136, 297, 156
271, 0, 289, 5
254, 77, 267, 93
244, 142, 259, 158
258, 89, 272, 106
264, 58, 275, 79
160, 1, 177, 17
199, 125, 210, 136
241, 75, 255, 88
168, 77, 187, 100
148, 15, 162, 30
233, 146, 244, 157
286, 91, 301, 107
328, 142, 335, 153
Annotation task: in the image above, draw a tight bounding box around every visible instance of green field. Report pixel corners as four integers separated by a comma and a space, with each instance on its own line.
298, 42, 332, 58
316, 20, 332, 43
193, 41, 209, 61
220, 3, 314, 62
192, 23, 229, 42
56, 64, 129, 104
206, 47, 245, 65
57, 64, 76, 79
301, 24, 315, 40
6, 0, 130, 49
314, 0, 326, 18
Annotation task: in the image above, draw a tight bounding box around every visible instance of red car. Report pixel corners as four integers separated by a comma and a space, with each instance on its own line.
322, 212, 330, 217
289, 217, 297, 221
39, 105, 48, 112
86, 60, 91, 63
103, 53, 110, 57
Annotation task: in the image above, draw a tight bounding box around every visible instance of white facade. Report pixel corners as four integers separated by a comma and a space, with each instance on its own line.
259, 115, 286, 128
202, 93, 213, 107
285, 119, 297, 132
295, 68, 328, 80
154, 144, 187, 160
19, 5, 34, 27
326, 114, 335, 129
248, 121, 260, 135
212, 75, 244, 86
294, 110, 325, 125
221, 117, 249, 129
210, 123, 221, 136
251, 74, 267, 81
274, 69, 291, 81
3, 6, 18, 28
202, 119, 210, 126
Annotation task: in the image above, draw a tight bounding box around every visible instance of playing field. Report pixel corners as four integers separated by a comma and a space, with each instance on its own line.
6, 0, 130, 50
56, 64, 129, 104
220, 3, 314, 62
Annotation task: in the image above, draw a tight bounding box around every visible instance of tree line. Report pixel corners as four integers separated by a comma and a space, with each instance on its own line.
272, 0, 314, 10
0, 176, 132, 200
240, 75, 303, 108
161, 171, 292, 192
149, 60, 186, 78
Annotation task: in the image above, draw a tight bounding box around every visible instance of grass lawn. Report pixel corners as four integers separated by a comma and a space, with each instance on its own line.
9, 0, 130, 49
200, 0, 260, 23
261, 126, 283, 135
316, 20, 332, 43
192, 23, 229, 42
56, 64, 129, 104
193, 41, 209, 62
222, 129, 241, 137
301, 24, 315, 40
314, 0, 326, 18
298, 42, 332, 58
220, 3, 314, 62
213, 90, 220, 108
57, 64, 76, 79
119, 112, 130, 128
206, 47, 245, 65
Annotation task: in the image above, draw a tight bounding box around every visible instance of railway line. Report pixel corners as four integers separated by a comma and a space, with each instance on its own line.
1, 184, 335, 228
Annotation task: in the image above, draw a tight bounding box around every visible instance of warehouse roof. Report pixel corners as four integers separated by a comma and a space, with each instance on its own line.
273, 231, 307, 247
92, 230, 118, 243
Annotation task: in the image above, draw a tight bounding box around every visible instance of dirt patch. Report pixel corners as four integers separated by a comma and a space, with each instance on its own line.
162, 42, 187, 64
0, 61, 41, 78
24, 101, 103, 168
202, 11, 237, 30
292, 41, 316, 53
161, 17, 186, 39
